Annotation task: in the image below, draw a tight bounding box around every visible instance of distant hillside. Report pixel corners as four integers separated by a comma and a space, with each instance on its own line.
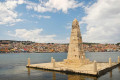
0, 40, 100, 44
0, 40, 119, 53
0, 40, 34, 44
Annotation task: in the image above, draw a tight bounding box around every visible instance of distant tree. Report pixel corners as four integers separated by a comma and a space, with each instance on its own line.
116, 42, 120, 46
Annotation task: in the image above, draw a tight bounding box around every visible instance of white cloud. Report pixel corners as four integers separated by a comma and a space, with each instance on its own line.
81, 0, 120, 43
0, 0, 82, 25
65, 22, 72, 29
66, 25, 71, 29
32, 15, 51, 19
8, 28, 69, 43
26, 0, 83, 13
0, 0, 25, 25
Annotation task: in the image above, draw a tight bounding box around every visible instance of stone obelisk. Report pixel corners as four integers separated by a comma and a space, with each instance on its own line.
67, 19, 85, 61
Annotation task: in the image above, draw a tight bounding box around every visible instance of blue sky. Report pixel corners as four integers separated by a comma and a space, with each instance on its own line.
0, 0, 120, 43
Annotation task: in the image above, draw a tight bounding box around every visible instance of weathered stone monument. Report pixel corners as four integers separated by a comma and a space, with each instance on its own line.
27, 19, 120, 77
68, 19, 84, 59
64, 19, 90, 65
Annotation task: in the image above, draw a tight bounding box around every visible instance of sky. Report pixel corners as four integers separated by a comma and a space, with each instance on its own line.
0, 0, 120, 43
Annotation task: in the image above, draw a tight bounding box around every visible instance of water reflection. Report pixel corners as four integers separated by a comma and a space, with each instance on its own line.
27, 67, 98, 80
27, 68, 30, 76
53, 72, 56, 80
109, 71, 112, 78
68, 75, 97, 80
118, 66, 120, 72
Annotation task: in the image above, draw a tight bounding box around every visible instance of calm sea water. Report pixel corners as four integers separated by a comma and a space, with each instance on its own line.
0, 52, 120, 80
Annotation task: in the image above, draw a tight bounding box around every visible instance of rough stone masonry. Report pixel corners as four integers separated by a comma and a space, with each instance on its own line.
64, 18, 90, 65
27, 19, 120, 77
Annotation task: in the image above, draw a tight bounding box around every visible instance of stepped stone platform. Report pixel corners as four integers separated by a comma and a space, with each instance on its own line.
26, 19, 120, 77
26, 60, 120, 77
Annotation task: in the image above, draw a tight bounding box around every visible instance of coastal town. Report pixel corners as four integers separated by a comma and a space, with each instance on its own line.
0, 40, 120, 53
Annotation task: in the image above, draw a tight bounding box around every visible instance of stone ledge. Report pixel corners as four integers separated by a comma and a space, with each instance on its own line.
26, 62, 120, 77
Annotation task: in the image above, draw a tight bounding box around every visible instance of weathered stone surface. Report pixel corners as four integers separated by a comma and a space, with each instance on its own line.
66, 19, 90, 64
26, 19, 120, 76
27, 62, 118, 75
51, 57, 53, 63
109, 58, 112, 67
67, 19, 85, 59
27, 58, 30, 66
93, 61, 97, 72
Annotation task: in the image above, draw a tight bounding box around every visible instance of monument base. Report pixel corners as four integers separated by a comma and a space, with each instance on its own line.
64, 58, 91, 66
26, 61, 120, 77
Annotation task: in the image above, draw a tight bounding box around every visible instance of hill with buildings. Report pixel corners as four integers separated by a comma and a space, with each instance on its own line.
0, 40, 119, 53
